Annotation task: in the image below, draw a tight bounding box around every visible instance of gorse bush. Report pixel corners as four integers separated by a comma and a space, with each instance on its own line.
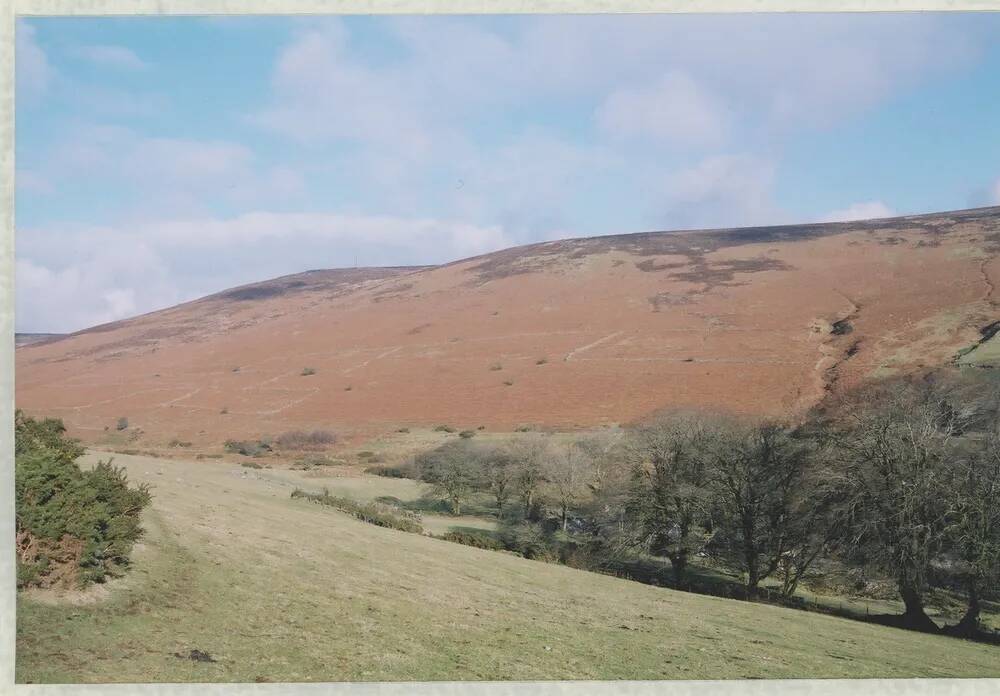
15, 411, 151, 589
290, 489, 422, 534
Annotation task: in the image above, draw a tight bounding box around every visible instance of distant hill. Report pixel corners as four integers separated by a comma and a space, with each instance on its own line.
15, 207, 1000, 446
15, 333, 66, 348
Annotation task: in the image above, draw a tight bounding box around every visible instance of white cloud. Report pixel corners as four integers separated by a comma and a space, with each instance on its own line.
16, 21, 52, 102
16, 212, 511, 333
16, 240, 180, 333
76, 44, 148, 71
819, 201, 897, 223
596, 71, 727, 148
35, 125, 305, 217
660, 154, 782, 230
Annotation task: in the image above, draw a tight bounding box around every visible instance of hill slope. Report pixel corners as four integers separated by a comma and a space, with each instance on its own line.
16, 451, 1000, 682
15, 207, 1000, 446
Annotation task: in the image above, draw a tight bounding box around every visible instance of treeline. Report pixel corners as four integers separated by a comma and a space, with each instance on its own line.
15, 411, 151, 589
407, 370, 1000, 638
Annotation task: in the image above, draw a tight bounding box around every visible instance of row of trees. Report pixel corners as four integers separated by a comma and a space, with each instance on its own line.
412, 370, 1000, 637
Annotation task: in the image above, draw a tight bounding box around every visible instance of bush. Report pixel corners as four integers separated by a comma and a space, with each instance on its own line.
116, 417, 129, 431
168, 439, 192, 448
274, 429, 336, 450
290, 489, 422, 533
300, 367, 316, 376
498, 521, 558, 561
241, 461, 264, 469
297, 453, 340, 468
536, 357, 548, 365
365, 464, 412, 478
224, 439, 271, 457
396, 427, 410, 433
439, 530, 505, 551
434, 425, 456, 433
459, 430, 476, 439
15, 411, 151, 588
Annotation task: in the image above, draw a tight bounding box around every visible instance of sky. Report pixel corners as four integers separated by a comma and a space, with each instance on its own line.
15, 13, 1000, 333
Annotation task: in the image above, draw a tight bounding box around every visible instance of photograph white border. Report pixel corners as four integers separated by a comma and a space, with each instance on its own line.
4, 1, 1000, 694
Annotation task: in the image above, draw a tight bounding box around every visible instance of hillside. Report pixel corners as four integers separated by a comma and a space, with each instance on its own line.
15, 207, 1000, 447
16, 450, 1000, 682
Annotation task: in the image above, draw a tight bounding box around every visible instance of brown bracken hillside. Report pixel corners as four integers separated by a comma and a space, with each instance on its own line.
15, 207, 1000, 446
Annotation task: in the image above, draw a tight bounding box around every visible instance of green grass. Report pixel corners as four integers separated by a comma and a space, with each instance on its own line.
15, 451, 1000, 683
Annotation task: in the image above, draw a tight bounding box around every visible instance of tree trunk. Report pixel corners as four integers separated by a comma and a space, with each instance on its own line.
668, 552, 688, 586
561, 505, 568, 532
898, 582, 939, 633
451, 497, 461, 516
746, 564, 760, 595
952, 582, 981, 637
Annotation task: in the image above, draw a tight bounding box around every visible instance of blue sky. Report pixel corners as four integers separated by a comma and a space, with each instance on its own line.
15, 13, 1000, 332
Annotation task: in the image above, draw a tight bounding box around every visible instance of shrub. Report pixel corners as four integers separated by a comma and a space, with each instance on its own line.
490, 363, 503, 371
224, 439, 271, 457
365, 464, 412, 479
297, 453, 339, 468
434, 425, 456, 433
357, 450, 375, 459
498, 521, 558, 561
503, 380, 514, 386
241, 461, 264, 469
396, 427, 410, 433
15, 411, 151, 589
439, 530, 505, 551
274, 429, 336, 450
220, 407, 229, 414
168, 439, 192, 448
116, 417, 129, 431
290, 489, 422, 534
536, 357, 548, 365
300, 367, 317, 376
459, 430, 476, 439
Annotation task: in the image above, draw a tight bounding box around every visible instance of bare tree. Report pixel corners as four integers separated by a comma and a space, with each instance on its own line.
509, 435, 548, 517
627, 414, 713, 584
415, 441, 482, 515
822, 380, 961, 632
543, 443, 595, 532
481, 446, 516, 517
705, 420, 808, 595
942, 429, 1000, 636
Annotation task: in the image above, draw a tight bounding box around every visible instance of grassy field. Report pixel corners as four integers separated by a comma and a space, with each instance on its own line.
16, 451, 1000, 683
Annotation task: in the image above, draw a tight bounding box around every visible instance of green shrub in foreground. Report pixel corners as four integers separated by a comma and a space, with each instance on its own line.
15, 411, 151, 589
